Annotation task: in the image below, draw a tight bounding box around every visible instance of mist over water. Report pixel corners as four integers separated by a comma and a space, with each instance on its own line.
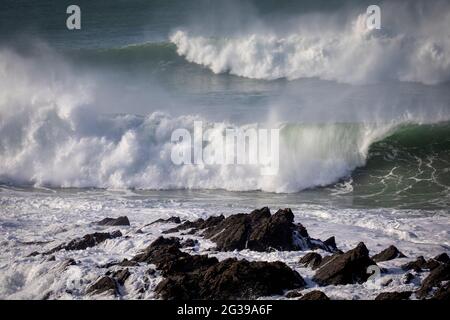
0, 0, 449, 208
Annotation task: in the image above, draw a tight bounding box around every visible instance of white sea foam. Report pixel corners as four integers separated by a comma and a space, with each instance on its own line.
0, 188, 448, 299
0, 47, 413, 192
170, 4, 450, 85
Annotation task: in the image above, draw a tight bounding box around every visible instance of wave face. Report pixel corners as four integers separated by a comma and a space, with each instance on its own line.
170, 1, 450, 85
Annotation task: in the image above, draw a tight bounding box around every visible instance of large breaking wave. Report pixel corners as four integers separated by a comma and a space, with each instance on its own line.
1, 46, 449, 193
169, 1, 450, 85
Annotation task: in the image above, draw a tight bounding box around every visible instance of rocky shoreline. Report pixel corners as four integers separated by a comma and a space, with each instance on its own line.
25, 208, 449, 300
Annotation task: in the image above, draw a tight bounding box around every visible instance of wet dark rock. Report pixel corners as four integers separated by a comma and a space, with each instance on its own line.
112, 268, 130, 285
169, 208, 338, 253
299, 252, 322, 269
138, 237, 305, 299
313, 242, 377, 286
425, 259, 441, 271
156, 257, 306, 300
432, 282, 450, 300
131, 237, 217, 276
119, 259, 138, 267
372, 245, 406, 263
401, 256, 427, 272
86, 276, 118, 295
375, 291, 412, 300
416, 263, 450, 299
299, 290, 330, 300
45, 231, 122, 254
148, 216, 182, 226
323, 237, 339, 252
147, 268, 157, 276
97, 216, 130, 226
434, 253, 450, 264
163, 215, 225, 234
285, 290, 303, 298
318, 253, 341, 268
27, 251, 40, 257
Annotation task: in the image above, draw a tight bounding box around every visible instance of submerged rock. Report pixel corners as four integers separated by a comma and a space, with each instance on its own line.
165, 208, 338, 253
375, 291, 412, 300
372, 245, 406, 263
313, 242, 377, 286
401, 256, 427, 272
135, 236, 306, 300
97, 216, 130, 226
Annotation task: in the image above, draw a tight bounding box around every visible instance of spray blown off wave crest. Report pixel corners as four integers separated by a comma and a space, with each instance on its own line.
1, 47, 448, 193
170, 5, 450, 85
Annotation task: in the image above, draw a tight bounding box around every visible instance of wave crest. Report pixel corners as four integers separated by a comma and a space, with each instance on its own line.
170, 13, 450, 85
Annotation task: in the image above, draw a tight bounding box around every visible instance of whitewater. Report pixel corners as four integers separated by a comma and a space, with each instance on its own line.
0, 0, 449, 300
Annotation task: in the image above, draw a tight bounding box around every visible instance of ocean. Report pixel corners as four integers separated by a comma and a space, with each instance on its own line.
0, 0, 449, 299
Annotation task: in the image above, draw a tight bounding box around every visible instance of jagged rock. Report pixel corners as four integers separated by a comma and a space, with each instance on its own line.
299, 290, 330, 300
148, 216, 182, 226
119, 259, 138, 267
323, 237, 339, 252
285, 290, 303, 298
318, 253, 341, 268
432, 282, 450, 300
97, 216, 130, 226
375, 291, 412, 300
313, 242, 377, 286
372, 245, 406, 262
425, 259, 442, 271
112, 268, 130, 285
131, 237, 217, 276
86, 276, 117, 295
401, 256, 427, 272
416, 263, 450, 299
434, 253, 450, 264
299, 252, 322, 269
45, 231, 122, 254
163, 215, 225, 234
156, 257, 306, 300
137, 237, 305, 299
168, 208, 337, 253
